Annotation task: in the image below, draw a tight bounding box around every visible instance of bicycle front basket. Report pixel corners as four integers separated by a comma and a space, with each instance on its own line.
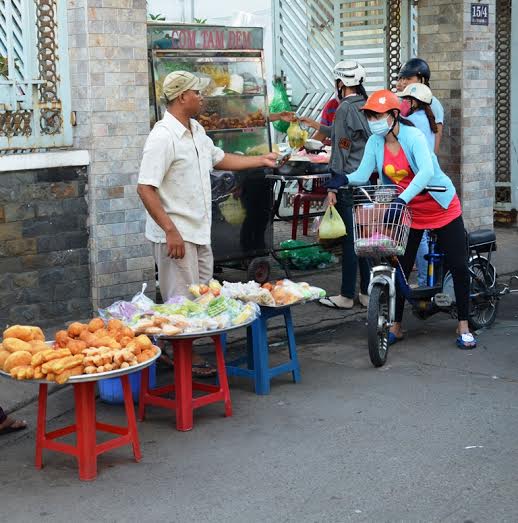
352, 185, 412, 257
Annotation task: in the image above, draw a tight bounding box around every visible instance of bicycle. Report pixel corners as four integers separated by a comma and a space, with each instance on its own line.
352, 185, 518, 367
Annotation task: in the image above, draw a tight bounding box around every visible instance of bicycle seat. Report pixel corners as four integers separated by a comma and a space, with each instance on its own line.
468, 229, 496, 249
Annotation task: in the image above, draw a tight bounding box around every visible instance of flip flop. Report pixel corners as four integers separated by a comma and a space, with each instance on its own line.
192, 361, 217, 379
456, 332, 477, 350
319, 297, 353, 310
388, 332, 404, 346
0, 418, 27, 436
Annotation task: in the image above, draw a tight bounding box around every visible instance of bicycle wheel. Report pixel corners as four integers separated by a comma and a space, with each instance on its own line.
367, 284, 390, 367
469, 258, 499, 330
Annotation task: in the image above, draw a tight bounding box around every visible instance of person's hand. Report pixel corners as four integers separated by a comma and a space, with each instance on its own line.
166, 229, 185, 259
383, 197, 406, 224
298, 116, 320, 131
327, 191, 337, 207
260, 152, 279, 168
277, 111, 296, 122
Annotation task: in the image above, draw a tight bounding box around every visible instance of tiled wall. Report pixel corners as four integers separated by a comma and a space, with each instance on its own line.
418, 0, 496, 229
0, 166, 91, 329
67, 0, 155, 308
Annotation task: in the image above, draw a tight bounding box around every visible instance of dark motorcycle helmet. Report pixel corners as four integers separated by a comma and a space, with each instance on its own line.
398, 58, 431, 83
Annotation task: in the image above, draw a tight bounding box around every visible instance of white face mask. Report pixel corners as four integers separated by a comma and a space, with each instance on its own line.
368, 115, 391, 136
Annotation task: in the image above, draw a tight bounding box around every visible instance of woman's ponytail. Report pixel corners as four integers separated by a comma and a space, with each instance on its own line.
423, 104, 438, 134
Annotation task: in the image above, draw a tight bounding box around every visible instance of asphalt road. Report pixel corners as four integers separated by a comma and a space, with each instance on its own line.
1, 293, 518, 523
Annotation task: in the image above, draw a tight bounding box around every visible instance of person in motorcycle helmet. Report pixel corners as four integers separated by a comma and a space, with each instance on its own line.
398, 58, 444, 154
398, 82, 438, 288
338, 89, 476, 349
299, 60, 372, 310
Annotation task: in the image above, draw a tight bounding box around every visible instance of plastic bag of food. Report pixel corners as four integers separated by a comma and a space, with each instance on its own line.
278, 239, 333, 270
319, 205, 346, 239
218, 197, 246, 225
269, 77, 292, 133
131, 283, 156, 309
287, 121, 308, 149
271, 279, 305, 306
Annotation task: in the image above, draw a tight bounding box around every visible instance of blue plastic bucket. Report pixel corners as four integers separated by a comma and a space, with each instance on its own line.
98, 363, 157, 404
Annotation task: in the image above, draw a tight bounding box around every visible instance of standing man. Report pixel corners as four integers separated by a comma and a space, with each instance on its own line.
137, 71, 276, 376
397, 58, 444, 155
137, 71, 277, 300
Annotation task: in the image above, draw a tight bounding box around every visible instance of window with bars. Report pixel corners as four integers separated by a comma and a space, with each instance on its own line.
273, 0, 416, 120
0, 0, 71, 152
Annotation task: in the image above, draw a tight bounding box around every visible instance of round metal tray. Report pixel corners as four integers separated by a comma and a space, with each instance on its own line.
0, 347, 161, 385
149, 318, 255, 341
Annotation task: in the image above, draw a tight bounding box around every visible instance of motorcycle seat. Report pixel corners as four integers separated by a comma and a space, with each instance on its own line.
468, 229, 496, 250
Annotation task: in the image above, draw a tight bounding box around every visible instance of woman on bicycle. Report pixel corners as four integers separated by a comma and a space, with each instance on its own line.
299, 60, 371, 310
341, 89, 476, 349
398, 83, 438, 287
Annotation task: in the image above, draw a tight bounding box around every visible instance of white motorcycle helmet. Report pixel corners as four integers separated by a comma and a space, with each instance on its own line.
398, 82, 433, 104
333, 60, 366, 87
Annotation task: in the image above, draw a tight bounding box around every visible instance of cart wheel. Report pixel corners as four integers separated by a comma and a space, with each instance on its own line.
247, 258, 271, 284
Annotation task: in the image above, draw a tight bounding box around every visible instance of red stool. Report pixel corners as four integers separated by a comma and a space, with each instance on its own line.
35, 376, 141, 481
138, 335, 231, 431
291, 178, 327, 239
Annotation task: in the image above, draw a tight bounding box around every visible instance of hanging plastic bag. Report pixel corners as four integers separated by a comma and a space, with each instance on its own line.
287, 120, 308, 149
269, 77, 292, 133
319, 205, 346, 239
218, 197, 246, 225
311, 216, 321, 239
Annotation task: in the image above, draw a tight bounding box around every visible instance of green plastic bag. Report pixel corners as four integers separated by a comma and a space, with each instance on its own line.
319, 205, 346, 239
269, 77, 292, 133
278, 240, 333, 270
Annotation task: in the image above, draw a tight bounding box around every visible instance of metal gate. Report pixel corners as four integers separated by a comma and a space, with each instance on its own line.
273, 0, 417, 120
495, 0, 512, 211
0, 0, 72, 152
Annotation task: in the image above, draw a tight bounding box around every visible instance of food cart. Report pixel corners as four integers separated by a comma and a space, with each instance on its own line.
147, 23, 273, 282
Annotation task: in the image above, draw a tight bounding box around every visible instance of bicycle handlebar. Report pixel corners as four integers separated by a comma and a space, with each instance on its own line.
423, 186, 447, 193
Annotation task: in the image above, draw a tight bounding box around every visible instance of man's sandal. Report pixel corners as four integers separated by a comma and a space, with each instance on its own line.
319, 296, 354, 310
0, 417, 27, 436
456, 332, 477, 350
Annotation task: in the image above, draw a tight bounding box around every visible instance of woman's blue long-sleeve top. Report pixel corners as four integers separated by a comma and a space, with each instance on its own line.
346, 123, 456, 208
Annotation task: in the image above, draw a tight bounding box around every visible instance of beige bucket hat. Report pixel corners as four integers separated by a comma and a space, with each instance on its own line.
162, 71, 211, 102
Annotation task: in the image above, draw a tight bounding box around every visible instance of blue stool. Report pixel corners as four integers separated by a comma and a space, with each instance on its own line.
225, 306, 301, 395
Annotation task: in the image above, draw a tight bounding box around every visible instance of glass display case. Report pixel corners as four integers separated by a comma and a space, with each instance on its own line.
147, 24, 273, 265
151, 54, 269, 155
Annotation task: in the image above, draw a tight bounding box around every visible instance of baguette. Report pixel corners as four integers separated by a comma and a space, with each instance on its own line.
55, 365, 84, 384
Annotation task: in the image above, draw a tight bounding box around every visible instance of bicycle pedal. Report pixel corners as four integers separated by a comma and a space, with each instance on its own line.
434, 293, 452, 307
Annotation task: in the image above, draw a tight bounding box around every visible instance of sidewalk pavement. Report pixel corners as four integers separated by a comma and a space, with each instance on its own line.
1, 226, 517, 417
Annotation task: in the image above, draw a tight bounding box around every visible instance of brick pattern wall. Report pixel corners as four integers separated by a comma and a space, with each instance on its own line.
67, 0, 155, 309
418, 0, 496, 230
417, 0, 463, 189
460, 1, 496, 229
0, 167, 91, 330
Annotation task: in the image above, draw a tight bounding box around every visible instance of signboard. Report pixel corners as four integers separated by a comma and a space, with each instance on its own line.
471, 3, 489, 26
148, 24, 263, 51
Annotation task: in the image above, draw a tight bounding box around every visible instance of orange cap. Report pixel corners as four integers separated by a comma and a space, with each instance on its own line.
361, 89, 401, 113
